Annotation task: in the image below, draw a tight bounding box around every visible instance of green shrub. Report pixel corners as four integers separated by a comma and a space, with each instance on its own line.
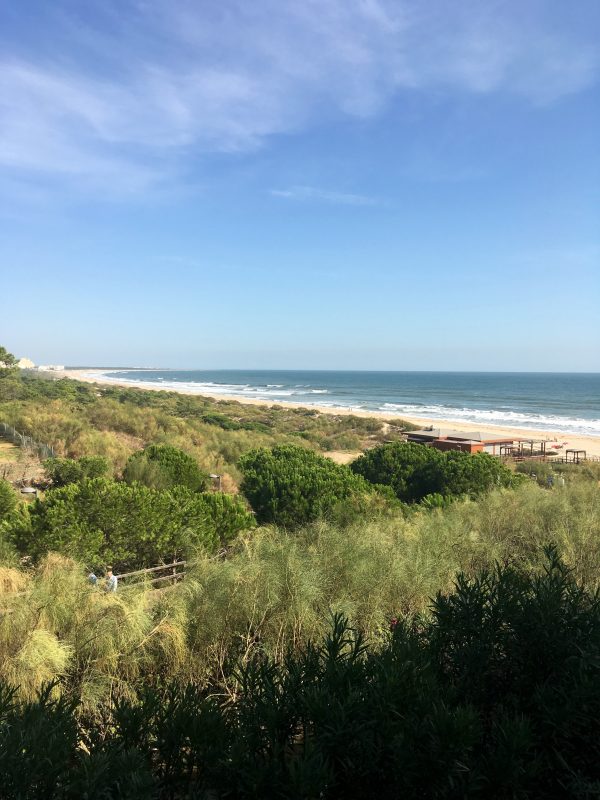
43, 455, 110, 487
351, 441, 437, 501
0, 479, 17, 522
193, 491, 256, 543
12, 478, 219, 569
123, 444, 209, 492
0, 345, 18, 379
239, 444, 373, 527
201, 411, 242, 430
352, 442, 519, 502
419, 450, 521, 498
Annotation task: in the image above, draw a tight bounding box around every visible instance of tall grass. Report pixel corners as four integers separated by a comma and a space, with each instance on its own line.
1, 481, 597, 709
0, 555, 189, 709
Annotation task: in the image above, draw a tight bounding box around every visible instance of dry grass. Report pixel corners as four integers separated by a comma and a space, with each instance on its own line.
325, 451, 362, 464
0, 441, 20, 462
0, 566, 29, 595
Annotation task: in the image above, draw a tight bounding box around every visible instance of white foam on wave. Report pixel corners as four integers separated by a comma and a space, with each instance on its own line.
241, 387, 296, 396
380, 403, 600, 437
88, 372, 319, 400
83, 371, 254, 397
83, 372, 599, 437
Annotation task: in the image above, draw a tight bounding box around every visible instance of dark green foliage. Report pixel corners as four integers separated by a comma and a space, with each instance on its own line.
0, 683, 79, 799
0, 479, 17, 522
200, 411, 243, 430
351, 441, 519, 502
424, 546, 600, 796
239, 444, 373, 527
43, 455, 110, 487
3, 550, 600, 798
0, 345, 18, 378
123, 444, 209, 492
11, 478, 220, 569
351, 441, 434, 501
195, 490, 256, 543
0, 682, 154, 799
419, 450, 521, 498
198, 410, 271, 433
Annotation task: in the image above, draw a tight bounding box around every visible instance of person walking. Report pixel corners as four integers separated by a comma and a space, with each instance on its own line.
105, 566, 118, 592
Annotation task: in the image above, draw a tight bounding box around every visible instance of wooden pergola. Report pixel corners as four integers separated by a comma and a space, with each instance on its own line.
498, 439, 548, 459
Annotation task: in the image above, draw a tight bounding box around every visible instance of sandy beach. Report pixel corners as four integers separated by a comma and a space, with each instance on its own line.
54, 369, 600, 458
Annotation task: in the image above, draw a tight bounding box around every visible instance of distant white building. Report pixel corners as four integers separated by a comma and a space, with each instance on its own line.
18, 357, 35, 369
38, 364, 65, 371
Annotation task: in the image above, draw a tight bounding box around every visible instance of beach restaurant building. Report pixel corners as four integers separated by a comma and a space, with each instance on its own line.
406, 428, 547, 456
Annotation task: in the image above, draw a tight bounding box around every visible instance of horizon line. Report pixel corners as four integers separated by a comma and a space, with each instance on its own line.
64, 366, 600, 375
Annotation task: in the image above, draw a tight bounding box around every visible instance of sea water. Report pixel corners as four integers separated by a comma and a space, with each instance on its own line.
87, 370, 600, 437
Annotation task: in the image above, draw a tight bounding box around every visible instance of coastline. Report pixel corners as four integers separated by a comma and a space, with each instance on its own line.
53, 369, 600, 458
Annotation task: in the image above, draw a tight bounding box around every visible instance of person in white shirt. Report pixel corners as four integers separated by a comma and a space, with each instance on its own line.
105, 567, 118, 592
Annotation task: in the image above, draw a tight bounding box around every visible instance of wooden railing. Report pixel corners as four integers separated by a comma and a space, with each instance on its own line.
502, 453, 600, 464
0, 550, 227, 613
117, 560, 187, 589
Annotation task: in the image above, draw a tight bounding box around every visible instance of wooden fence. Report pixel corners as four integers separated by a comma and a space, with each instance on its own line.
117, 560, 187, 589
1, 550, 228, 612
503, 453, 600, 465
117, 549, 228, 590
0, 421, 56, 460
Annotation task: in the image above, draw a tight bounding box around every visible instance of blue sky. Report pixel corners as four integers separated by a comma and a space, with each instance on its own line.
1, 0, 599, 370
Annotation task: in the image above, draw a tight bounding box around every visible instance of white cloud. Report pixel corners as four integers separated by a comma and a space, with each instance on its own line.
0, 0, 597, 192
271, 186, 379, 206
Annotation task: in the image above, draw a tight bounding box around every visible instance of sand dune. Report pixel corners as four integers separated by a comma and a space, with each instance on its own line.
55, 369, 600, 459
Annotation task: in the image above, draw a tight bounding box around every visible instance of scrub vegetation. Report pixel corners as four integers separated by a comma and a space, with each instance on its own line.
0, 370, 414, 482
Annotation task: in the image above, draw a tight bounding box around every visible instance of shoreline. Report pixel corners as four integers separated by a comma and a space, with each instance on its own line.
52, 369, 600, 458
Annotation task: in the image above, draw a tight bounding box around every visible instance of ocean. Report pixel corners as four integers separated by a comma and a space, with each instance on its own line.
89, 370, 600, 437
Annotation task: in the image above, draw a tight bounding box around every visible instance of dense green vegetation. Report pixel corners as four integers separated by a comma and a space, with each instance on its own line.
123, 444, 209, 491
43, 455, 110, 487
2, 480, 599, 704
0, 479, 16, 522
6, 476, 255, 569
1, 361, 600, 796
239, 443, 382, 527
351, 441, 521, 502
0, 346, 18, 379
2, 549, 600, 798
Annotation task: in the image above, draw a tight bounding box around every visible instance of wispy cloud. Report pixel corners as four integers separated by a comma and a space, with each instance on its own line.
0, 0, 598, 194
270, 186, 379, 206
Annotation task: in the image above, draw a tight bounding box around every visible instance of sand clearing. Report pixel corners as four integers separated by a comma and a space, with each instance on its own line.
0, 441, 19, 462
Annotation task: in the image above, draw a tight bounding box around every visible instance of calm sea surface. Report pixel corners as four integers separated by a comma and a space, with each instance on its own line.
91, 370, 600, 437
